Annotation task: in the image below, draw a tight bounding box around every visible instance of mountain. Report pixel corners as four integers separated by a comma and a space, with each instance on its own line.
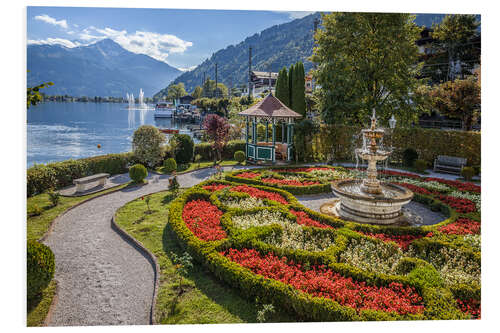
27, 39, 181, 97
159, 12, 321, 95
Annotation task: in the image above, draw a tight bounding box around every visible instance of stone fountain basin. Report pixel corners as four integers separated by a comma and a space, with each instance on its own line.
355, 149, 391, 161
331, 179, 414, 225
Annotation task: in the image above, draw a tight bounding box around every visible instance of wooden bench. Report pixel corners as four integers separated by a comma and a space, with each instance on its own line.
433, 155, 467, 175
73, 173, 110, 192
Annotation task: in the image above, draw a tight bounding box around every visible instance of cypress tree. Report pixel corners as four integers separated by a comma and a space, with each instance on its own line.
288, 64, 294, 109
276, 67, 289, 107
293, 62, 306, 116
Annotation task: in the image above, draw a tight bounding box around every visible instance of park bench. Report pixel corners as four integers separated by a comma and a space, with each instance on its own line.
73, 173, 110, 192
433, 155, 467, 175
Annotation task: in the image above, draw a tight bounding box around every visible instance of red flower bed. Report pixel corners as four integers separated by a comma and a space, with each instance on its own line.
261, 178, 321, 186
273, 167, 334, 173
393, 182, 432, 195
456, 298, 481, 319
380, 170, 422, 179
360, 232, 427, 250
231, 185, 288, 205
182, 200, 226, 241
290, 209, 334, 229
436, 195, 477, 213
438, 218, 481, 235
222, 248, 424, 315
236, 171, 260, 179
202, 184, 231, 192
425, 178, 480, 194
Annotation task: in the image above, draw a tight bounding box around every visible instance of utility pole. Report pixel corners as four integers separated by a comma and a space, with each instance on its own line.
312, 16, 320, 92
215, 63, 218, 99
248, 46, 252, 97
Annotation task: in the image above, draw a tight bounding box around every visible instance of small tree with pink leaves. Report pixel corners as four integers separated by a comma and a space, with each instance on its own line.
202, 114, 230, 164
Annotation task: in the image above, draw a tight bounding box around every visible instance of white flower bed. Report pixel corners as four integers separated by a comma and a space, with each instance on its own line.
307, 169, 349, 181
221, 196, 265, 209
388, 177, 451, 192
449, 190, 481, 212
339, 237, 403, 275
232, 210, 335, 252
462, 234, 481, 251
408, 246, 480, 286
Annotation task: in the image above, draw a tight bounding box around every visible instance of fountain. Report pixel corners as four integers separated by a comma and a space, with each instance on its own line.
126, 93, 135, 109
330, 109, 413, 225
138, 88, 147, 109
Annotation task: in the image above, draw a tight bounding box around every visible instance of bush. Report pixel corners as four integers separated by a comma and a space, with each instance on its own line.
172, 134, 194, 164
472, 165, 480, 176
234, 150, 245, 164
163, 158, 177, 173
132, 125, 165, 168
29, 204, 43, 217
414, 159, 427, 173
129, 164, 148, 183
403, 148, 419, 167
461, 167, 475, 181
27, 240, 55, 301
27, 153, 133, 197
47, 189, 61, 207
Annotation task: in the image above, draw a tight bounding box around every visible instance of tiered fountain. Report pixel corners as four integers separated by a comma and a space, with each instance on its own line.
330, 109, 413, 224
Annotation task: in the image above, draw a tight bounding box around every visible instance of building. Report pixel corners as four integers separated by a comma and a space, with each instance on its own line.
245, 71, 278, 97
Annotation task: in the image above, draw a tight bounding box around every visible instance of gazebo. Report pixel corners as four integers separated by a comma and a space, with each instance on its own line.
238, 93, 302, 164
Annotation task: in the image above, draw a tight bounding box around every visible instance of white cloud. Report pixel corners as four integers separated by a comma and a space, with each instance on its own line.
79, 26, 193, 63
278, 11, 314, 20
178, 65, 197, 72
34, 14, 68, 29
28, 38, 83, 48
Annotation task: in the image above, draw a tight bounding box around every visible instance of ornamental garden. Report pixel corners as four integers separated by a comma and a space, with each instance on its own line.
167, 165, 481, 321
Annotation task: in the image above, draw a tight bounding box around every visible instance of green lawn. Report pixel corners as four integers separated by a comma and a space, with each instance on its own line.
27, 183, 130, 241
115, 190, 294, 324
155, 160, 243, 175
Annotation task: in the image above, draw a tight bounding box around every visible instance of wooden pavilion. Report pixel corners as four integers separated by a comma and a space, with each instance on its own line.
238, 93, 302, 164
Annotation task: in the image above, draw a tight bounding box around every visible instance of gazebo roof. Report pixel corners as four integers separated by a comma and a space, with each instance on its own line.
238, 94, 303, 119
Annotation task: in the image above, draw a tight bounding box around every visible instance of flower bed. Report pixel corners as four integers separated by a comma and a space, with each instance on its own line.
425, 178, 480, 194
438, 218, 480, 235
182, 200, 225, 241
436, 195, 476, 214
456, 298, 481, 319
165, 175, 480, 321
236, 171, 260, 179
231, 185, 288, 205
222, 248, 424, 315
262, 178, 321, 186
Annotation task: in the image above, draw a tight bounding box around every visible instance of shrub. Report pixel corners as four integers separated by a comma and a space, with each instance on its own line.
414, 159, 427, 173
171, 134, 194, 165
132, 125, 165, 168
129, 164, 148, 183
27, 153, 133, 197
461, 167, 475, 181
403, 148, 418, 167
168, 175, 180, 195
472, 165, 480, 176
163, 158, 177, 173
195, 154, 202, 167
29, 204, 43, 217
47, 189, 60, 207
27, 240, 55, 301
234, 150, 245, 164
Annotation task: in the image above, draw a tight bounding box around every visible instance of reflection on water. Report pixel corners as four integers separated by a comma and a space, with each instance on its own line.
27, 102, 199, 167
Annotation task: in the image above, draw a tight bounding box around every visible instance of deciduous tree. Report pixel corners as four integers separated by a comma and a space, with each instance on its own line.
311, 12, 424, 126
203, 114, 230, 163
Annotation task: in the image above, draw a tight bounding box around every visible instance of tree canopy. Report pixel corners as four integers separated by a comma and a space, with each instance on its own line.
191, 85, 203, 99
27, 71, 53, 109
311, 12, 424, 127
167, 83, 187, 101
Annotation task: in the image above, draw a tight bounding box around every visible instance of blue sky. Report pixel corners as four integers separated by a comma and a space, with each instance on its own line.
27, 7, 312, 70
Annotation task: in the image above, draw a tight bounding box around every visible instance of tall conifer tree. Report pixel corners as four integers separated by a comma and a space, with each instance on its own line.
276, 67, 289, 106
292, 62, 306, 116
288, 64, 295, 109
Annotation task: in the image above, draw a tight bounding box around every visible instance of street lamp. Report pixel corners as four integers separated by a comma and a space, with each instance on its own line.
389, 114, 397, 129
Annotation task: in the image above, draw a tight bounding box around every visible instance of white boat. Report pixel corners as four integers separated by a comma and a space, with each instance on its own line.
154, 103, 175, 118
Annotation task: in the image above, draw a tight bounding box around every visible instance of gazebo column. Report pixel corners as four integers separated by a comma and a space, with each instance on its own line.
281, 121, 285, 143
245, 117, 249, 160
287, 120, 294, 162
265, 121, 269, 143
272, 120, 276, 163
252, 117, 257, 145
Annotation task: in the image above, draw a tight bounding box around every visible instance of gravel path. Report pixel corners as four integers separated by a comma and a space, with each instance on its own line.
42, 166, 236, 326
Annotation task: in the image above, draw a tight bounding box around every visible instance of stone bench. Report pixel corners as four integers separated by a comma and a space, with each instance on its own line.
73, 173, 110, 192
433, 155, 467, 175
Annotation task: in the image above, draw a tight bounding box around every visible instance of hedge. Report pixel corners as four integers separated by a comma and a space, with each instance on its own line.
166, 180, 469, 321
27, 240, 55, 301
27, 152, 134, 197
194, 140, 245, 161
313, 125, 480, 166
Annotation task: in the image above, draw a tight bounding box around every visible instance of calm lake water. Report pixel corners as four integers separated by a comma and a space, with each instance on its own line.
27, 102, 199, 167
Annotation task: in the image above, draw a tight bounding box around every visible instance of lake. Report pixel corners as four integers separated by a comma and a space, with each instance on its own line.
27, 102, 200, 167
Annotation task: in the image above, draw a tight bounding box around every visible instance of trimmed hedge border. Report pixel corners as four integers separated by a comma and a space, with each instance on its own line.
167, 179, 471, 321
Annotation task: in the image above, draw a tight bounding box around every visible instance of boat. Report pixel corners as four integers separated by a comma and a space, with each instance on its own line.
159, 128, 179, 134
154, 103, 175, 118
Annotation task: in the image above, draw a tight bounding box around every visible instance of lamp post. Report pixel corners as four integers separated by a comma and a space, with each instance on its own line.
388, 114, 396, 167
